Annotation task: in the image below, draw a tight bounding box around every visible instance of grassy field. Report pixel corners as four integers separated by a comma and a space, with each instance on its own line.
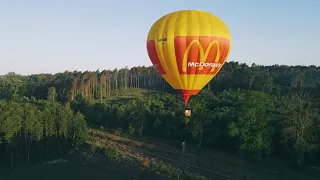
88, 128, 319, 180
0, 150, 167, 180
1, 128, 319, 180
0, 160, 129, 180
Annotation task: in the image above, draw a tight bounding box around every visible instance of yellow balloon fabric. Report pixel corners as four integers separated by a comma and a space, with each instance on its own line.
146, 10, 232, 104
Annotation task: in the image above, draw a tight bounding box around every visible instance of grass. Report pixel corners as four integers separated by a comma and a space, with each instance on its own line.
104, 88, 159, 105
85, 140, 207, 180
86, 129, 208, 180
0, 148, 169, 180
0, 160, 130, 180
103, 87, 172, 104
2, 128, 318, 180
89, 128, 320, 180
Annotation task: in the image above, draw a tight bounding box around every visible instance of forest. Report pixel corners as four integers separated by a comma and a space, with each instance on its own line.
0, 61, 319, 178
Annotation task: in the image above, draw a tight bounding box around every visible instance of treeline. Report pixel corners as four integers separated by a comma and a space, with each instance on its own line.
1, 62, 319, 103
71, 89, 320, 164
0, 61, 319, 166
0, 90, 88, 167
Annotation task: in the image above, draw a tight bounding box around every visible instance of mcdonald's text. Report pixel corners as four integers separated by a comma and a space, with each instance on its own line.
187, 62, 221, 68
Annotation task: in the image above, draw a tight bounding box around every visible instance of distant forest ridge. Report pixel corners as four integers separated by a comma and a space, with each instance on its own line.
0, 61, 319, 103
2, 61, 320, 76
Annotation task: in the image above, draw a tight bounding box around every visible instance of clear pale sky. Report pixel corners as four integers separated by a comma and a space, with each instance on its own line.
0, 0, 319, 75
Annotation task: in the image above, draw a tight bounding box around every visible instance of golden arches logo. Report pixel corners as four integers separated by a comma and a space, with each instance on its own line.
181, 40, 221, 73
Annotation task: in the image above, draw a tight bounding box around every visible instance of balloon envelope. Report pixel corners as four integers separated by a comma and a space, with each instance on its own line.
147, 10, 231, 104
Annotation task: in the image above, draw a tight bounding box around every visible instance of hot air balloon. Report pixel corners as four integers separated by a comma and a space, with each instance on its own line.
146, 10, 232, 116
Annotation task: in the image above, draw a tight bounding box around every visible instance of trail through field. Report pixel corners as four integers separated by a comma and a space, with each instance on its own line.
89, 128, 319, 180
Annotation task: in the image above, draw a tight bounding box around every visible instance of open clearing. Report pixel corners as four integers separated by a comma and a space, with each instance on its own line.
89, 128, 319, 180
1, 127, 319, 180
1, 161, 129, 180
0, 150, 167, 180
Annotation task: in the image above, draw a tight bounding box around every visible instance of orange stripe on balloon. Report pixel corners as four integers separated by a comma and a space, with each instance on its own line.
146, 40, 166, 75
211, 38, 230, 75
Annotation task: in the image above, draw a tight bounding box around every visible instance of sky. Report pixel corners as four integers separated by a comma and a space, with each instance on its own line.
0, 0, 319, 75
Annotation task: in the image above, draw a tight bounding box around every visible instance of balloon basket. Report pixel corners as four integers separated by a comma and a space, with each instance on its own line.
185, 109, 191, 117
